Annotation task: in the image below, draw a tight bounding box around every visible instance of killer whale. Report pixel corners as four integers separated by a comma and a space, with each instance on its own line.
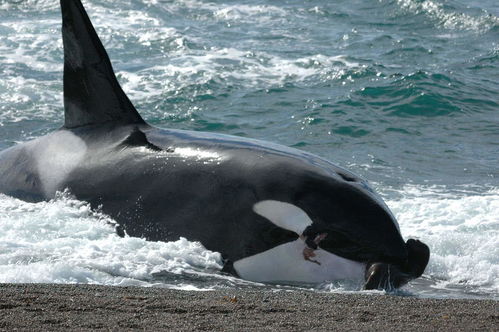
0, 0, 429, 289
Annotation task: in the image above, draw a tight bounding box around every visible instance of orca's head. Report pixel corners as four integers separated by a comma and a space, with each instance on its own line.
253, 170, 430, 290
299, 173, 430, 290
363, 239, 430, 290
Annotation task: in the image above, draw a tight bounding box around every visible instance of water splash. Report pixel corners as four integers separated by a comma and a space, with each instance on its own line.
388, 186, 499, 296
394, 0, 499, 32
0, 192, 223, 288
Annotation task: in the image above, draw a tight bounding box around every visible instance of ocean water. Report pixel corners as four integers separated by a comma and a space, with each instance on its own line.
0, 0, 497, 299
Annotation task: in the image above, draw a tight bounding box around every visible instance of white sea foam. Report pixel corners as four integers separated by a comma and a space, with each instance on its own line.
0, 192, 223, 288
0, 75, 62, 124
388, 186, 499, 295
0, 19, 62, 72
394, 0, 499, 32
0, 15, 62, 124
119, 49, 363, 102
0, 0, 57, 12
213, 4, 287, 22
152, 0, 288, 23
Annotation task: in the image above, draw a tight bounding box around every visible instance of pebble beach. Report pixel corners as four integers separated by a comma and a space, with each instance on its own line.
1, 284, 497, 331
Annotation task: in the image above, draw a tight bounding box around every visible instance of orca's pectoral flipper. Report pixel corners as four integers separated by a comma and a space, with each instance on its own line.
119, 127, 163, 152
61, 0, 145, 128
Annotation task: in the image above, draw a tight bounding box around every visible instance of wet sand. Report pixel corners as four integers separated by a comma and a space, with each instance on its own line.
0, 284, 497, 331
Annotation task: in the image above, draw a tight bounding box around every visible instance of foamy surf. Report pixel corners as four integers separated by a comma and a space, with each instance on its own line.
394, 0, 499, 32
0, 191, 223, 289
388, 186, 499, 298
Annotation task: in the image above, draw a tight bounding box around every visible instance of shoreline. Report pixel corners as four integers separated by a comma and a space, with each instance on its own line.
0, 284, 497, 331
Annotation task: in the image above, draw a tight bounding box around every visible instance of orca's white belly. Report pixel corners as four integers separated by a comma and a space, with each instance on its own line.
234, 239, 365, 283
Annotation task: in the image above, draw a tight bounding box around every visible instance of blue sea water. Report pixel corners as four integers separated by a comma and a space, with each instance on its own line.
0, 0, 498, 299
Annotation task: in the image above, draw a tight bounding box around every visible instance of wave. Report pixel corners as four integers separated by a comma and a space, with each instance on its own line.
118, 50, 363, 102
343, 70, 498, 117
143, 0, 288, 24
0, 192, 222, 289
393, 0, 498, 32
388, 185, 499, 296
0, 0, 58, 12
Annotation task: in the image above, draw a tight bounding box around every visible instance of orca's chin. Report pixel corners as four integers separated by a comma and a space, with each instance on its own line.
363, 239, 430, 290
363, 262, 411, 290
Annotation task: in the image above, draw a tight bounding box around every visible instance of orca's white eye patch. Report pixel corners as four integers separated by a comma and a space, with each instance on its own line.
253, 200, 313, 235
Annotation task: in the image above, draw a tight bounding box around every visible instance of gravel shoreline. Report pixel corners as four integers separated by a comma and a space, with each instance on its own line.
0, 284, 497, 331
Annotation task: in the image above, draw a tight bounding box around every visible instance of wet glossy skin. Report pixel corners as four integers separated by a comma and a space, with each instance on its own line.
0, 122, 407, 269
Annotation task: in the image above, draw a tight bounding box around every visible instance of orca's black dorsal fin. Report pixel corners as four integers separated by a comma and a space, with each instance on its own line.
61, 0, 146, 128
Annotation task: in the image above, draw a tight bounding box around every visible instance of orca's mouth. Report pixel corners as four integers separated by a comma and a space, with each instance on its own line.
363, 239, 430, 290
302, 225, 430, 290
